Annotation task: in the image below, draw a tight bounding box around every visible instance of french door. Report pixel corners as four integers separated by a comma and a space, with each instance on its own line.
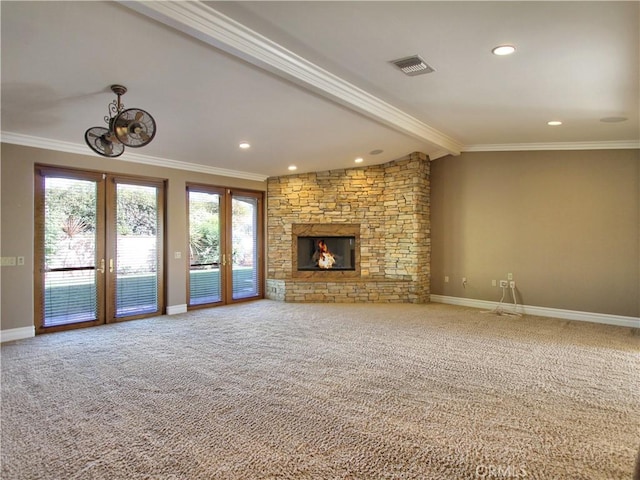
187, 184, 263, 307
35, 166, 165, 333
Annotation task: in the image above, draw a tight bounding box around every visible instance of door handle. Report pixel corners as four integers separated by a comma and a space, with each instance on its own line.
97, 258, 105, 274
109, 259, 114, 273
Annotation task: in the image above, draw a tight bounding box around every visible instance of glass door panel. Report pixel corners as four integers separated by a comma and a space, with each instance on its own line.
113, 182, 161, 317
231, 195, 260, 300
188, 189, 223, 306
38, 172, 104, 329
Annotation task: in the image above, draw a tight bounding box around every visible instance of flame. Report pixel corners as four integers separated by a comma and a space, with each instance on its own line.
314, 239, 335, 269
317, 251, 335, 269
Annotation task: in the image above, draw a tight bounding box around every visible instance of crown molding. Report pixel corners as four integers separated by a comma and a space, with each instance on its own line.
4, 132, 635, 177
463, 140, 640, 152
118, 0, 463, 156
427, 150, 452, 161
0, 132, 269, 182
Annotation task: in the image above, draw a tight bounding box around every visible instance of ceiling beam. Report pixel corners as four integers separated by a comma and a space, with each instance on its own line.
119, 0, 462, 156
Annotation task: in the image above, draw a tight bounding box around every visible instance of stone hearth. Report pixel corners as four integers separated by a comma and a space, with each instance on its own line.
266, 152, 430, 303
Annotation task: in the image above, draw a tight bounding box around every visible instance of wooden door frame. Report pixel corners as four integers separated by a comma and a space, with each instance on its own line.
105, 175, 166, 323
34, 166, 106, 334
225, 188, 265, 305
34, 165, 166, 334
186, 184, 264, 309
185, 184, 227, 310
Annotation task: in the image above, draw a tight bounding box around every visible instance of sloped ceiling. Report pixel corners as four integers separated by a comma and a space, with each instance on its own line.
1, 1, 638, 180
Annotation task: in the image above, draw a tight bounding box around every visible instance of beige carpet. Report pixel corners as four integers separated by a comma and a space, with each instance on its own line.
1, 300, 639, 479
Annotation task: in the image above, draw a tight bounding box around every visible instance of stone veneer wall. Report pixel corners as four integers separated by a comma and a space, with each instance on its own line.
266, 152, 430, 303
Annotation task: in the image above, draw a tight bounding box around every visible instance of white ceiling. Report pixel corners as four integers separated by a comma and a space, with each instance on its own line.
1, 1, 638, 180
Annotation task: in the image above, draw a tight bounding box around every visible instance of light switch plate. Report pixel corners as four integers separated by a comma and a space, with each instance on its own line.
1, 257, 16, 267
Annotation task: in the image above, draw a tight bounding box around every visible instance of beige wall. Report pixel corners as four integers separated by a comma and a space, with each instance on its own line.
0, 143, 266, 332
430, 149, 640, 318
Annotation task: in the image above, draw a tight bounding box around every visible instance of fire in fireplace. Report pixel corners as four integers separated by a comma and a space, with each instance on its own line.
297, 236, 356, 271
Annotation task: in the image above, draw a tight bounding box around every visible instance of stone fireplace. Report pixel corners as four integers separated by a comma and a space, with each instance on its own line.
266, 152, 430, 303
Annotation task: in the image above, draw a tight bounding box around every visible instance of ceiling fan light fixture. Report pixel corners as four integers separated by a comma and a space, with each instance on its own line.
84, 84, 157, 157
390, 55, 435, 76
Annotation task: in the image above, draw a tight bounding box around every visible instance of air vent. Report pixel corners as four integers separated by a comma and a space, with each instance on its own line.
390, 55, 435, 76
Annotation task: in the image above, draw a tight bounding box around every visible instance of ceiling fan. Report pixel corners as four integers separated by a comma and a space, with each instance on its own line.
84, 85, 156, 158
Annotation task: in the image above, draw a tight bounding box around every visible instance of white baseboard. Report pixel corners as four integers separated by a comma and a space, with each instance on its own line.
1, 326, 36, 343
166, 304, 187, 315
430, 295, 640, 329
2, 305, 188, 341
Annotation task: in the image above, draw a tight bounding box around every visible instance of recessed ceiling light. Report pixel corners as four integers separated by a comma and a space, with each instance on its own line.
288, 165, 297, 171
600, 116, 628, 123
492, 45, 516, 56
355, 157, 364, 164
547, 120, 563, 126
239, 142, 251, 149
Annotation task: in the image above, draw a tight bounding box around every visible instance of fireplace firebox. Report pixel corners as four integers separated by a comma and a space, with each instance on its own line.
291, 224, 360, 278
297, 236, 356, 271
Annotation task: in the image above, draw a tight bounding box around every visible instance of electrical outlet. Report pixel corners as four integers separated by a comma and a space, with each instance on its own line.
444, 276, 449, 283
17, 256, 25, 266
507, 273, 513, 280
499, 280, 508, 288
491, 279, 497, 287
509, 281, 516, 288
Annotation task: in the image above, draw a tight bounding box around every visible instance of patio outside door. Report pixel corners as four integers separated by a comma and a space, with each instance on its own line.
35, 167, 165, 333
187, 185, 263, 307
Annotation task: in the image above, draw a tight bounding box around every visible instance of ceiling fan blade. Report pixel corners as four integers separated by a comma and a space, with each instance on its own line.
101, 139, 113, 155
140, 131, 150, 142
134, 111, 144, 122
